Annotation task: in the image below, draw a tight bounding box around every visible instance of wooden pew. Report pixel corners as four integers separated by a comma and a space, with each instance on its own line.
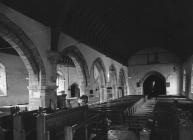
36, 106, 86, 140
150, 99, 178, 140
36, 106, 106, 140
0, 95, 143, 140
89, 95, 143, 124
13, 110, 38, 140
0, 113, 13, 140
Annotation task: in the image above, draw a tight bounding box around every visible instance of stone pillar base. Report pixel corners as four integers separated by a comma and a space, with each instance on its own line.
29, 98, 42, 110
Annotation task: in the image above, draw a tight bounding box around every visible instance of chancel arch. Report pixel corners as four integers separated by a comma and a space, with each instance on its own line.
58, 46, 90, 98
90, 57, 107, 102
0, 14, 46, 110
142, 71, 166, 97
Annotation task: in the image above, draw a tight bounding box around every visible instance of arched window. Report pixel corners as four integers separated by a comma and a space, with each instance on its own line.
0, 63, 7, 96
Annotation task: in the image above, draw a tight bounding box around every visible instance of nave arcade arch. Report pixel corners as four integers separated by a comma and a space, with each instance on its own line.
90, 57, 107, 102
57, 46, 90, 98
0, 14, 46, 110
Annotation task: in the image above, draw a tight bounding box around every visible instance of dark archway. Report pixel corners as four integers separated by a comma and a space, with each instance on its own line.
143, 72, 166, 98
71, 83, 80, 98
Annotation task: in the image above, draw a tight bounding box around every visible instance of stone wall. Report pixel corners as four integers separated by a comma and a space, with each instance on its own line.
0, 53, 28, 106
128, 47, 181, 95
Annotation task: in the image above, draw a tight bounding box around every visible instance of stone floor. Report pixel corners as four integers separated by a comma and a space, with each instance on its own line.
108, 130, 139, 140
107, 125, 139, 140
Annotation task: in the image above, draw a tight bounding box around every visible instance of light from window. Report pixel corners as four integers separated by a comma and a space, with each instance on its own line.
183, 70, 186, 92
0, 63, 7, 96
56, 73, 65, 95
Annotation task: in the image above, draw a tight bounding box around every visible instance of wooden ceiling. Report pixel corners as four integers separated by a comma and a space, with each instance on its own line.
1, 0, 193, 65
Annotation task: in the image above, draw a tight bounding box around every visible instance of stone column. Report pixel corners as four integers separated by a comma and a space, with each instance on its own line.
28, 72, 42, 110
47, 50, 60, 83
102, 85, 108, 102
124, 86, 127, 96
112, 85, 117, 99
28, 85, 42, 110
99, 85, 103, 102
45, 50, 61, 109
115, 85, 119, 99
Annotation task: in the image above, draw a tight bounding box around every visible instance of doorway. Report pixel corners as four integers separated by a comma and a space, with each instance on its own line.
143, 72, 166, 98
71, 83, 80, 98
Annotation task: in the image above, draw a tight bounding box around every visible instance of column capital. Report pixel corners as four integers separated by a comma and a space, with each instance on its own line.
47, 50, 61, 64
44, 85, 58, 92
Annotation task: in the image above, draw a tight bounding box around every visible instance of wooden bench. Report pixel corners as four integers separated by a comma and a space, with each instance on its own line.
0, 113, 13, 140
36, 106, 107, 140
90, 95, 143, 125
13, 110, 38, 140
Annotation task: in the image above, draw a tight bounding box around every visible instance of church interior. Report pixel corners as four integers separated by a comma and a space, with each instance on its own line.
0, 0, 193, 140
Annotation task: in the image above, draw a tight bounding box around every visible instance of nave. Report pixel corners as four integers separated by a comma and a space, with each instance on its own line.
0, 95, 193, 140
1, 1, 193, 140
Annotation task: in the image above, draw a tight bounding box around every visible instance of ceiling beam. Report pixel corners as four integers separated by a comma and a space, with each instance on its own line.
50, 0, 76, 51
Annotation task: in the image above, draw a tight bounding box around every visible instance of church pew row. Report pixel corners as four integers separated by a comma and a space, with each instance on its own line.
124, 97, 156, 131
0, 106, 108, 140
0, 108, 39, 140
36, 106, 108, 140
0, 95, 143, 140
0, 114, 13, 140
89, 95, 143, 124
173, 97, 193, 140
149, 99, 179, 140
36, 106, 87, 140
13, 110, 38, 140
124, 96, 187, 133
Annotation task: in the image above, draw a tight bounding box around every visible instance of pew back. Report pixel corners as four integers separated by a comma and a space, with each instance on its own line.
14, 110, 38, 140
36, 106, 87, 140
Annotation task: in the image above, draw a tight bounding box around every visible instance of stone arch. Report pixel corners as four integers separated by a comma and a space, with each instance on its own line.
0, 14, 46, 110
107, 64, 117, 100
90, 57, 107, 102
142, 71, 166, 83
118, 68, 127, 97
61, 46, 90, 96
142, 71, 166, 97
